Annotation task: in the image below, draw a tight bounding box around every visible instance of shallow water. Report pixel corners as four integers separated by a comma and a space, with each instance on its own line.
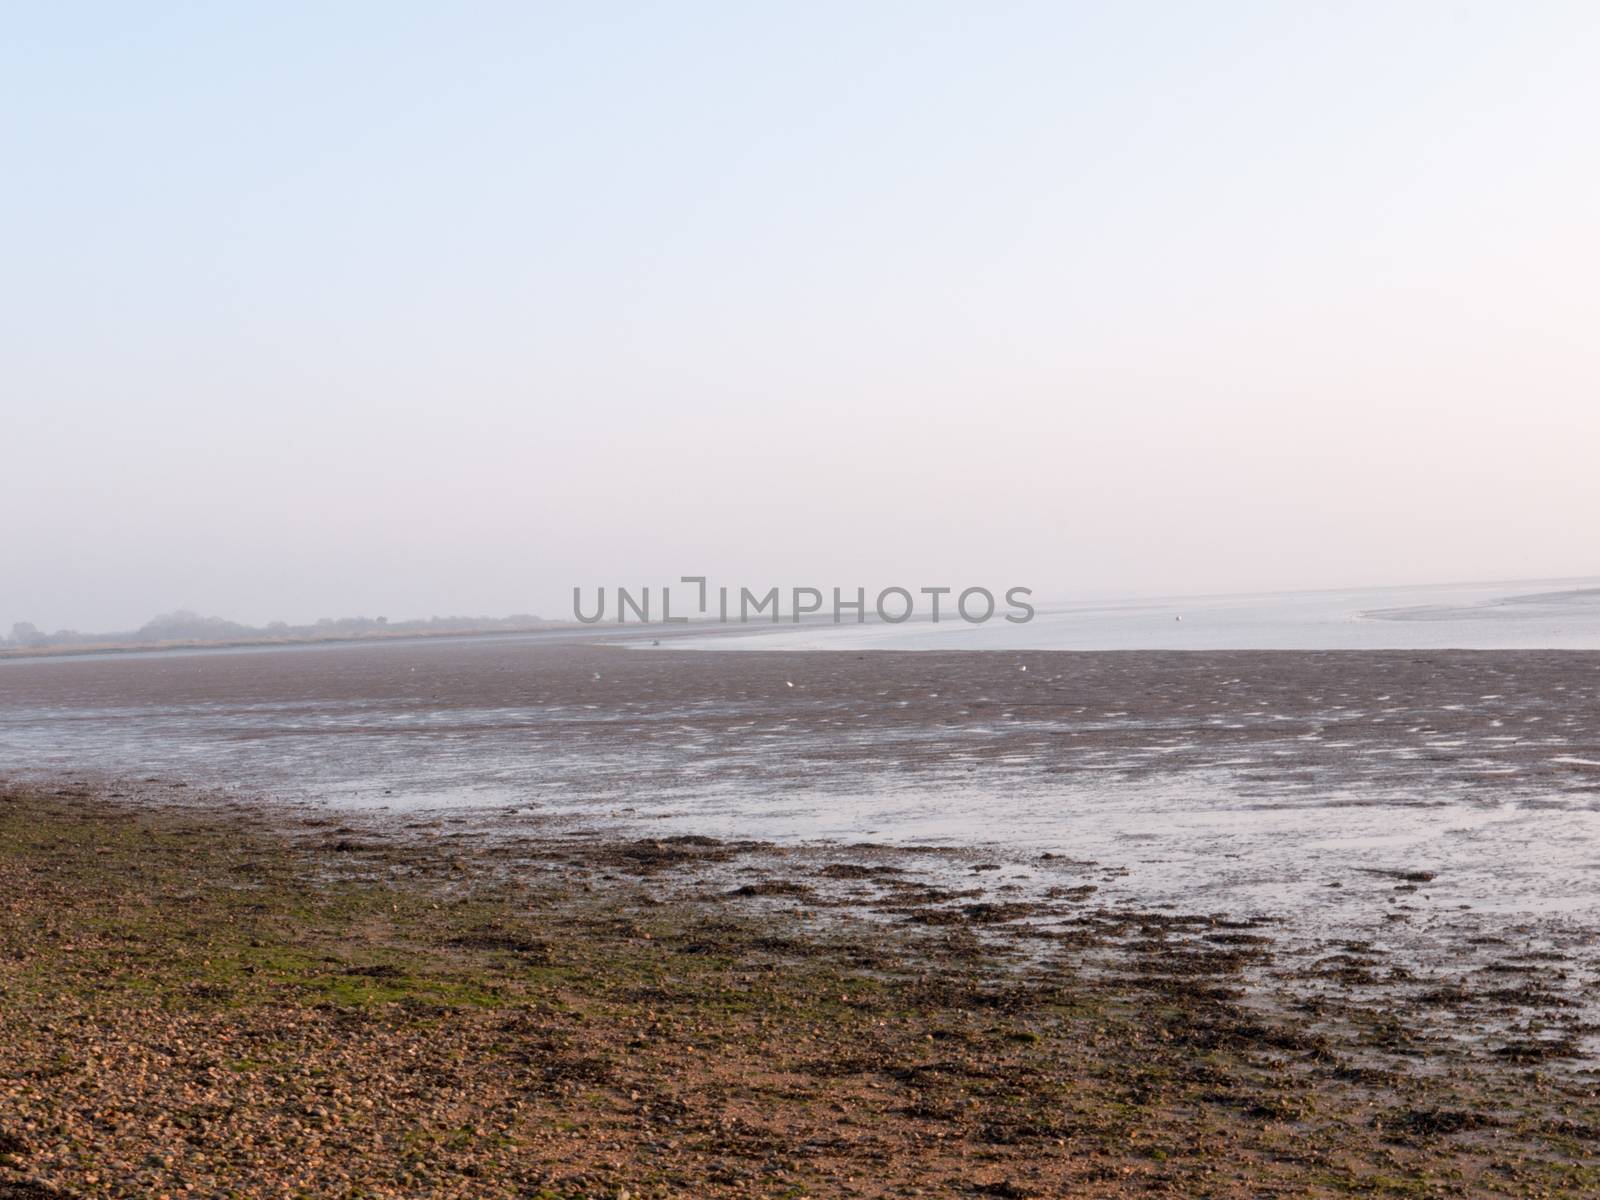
674, 577, 1600, 651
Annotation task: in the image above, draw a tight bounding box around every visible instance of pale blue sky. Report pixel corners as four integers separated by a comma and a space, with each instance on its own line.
5, 3, 1598, 630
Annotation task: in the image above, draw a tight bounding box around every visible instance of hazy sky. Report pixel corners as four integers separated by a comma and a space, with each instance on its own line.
5, 2, 1598, 632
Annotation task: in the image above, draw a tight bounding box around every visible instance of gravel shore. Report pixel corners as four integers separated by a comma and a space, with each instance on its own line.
3, 780, 1600, 1198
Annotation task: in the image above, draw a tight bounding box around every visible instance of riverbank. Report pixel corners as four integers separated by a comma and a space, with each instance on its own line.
3, 782, 1599, 1198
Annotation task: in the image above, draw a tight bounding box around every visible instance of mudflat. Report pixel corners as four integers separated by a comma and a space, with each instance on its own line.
3, 640, 1597, 806
4, 640, 1600, 971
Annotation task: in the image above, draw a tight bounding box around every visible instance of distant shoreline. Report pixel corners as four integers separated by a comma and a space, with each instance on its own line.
0, 622, 582, 662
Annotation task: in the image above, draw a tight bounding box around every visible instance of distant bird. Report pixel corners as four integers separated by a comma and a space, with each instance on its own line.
592, 672, 602, 681
1175, 616, 1182, 622
1019, 665, 1027, 672
785, 680, 794, 688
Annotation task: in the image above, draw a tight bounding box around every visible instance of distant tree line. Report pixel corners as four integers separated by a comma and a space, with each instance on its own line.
2, 610, 556, 651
